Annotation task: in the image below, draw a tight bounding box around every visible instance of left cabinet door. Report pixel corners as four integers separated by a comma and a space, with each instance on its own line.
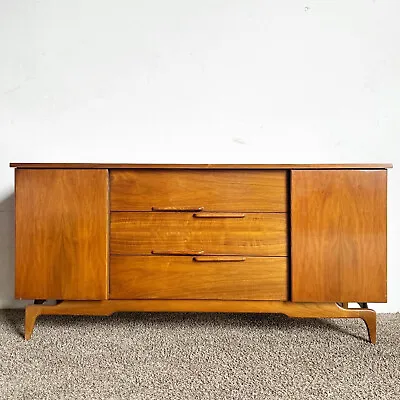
15, 169, 109, 300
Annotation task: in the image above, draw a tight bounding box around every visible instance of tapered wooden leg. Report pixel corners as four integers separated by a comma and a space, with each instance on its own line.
361, 311, 377, 344
25, 305, 41, 340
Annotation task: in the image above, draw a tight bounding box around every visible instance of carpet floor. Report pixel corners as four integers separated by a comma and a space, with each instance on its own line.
0, 310, 399, 400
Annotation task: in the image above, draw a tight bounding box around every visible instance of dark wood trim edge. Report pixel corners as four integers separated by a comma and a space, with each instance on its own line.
10, 163, 393, 170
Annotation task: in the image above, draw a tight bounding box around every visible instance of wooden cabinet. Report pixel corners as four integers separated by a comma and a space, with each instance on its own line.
10, 163, 391, 342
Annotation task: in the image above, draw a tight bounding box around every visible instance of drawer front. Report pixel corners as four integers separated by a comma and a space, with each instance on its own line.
110, 256, 288, 300
110, 170, 288, 212
111, 212, 288, 256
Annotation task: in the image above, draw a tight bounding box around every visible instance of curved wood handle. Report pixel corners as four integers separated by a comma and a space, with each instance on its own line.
193, 256, 246, 262
192, 213, 245, 218
152, 207, 204, 212
151, 250, 205, 256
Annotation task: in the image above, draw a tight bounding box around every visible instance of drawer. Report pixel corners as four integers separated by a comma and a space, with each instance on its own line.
110, 255, 288, 300
110, 170, 287, 212
111, 212, 288, 256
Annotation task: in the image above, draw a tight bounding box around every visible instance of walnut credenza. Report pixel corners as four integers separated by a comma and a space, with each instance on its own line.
10, 163, 392, 342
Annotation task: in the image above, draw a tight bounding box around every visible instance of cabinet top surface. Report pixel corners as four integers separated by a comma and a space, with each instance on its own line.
9, 163, 393, 169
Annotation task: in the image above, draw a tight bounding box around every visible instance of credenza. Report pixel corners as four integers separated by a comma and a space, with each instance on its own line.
10, 163, 392, 342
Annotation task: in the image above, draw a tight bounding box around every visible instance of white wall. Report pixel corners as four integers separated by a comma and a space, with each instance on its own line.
0, 0, 398, 311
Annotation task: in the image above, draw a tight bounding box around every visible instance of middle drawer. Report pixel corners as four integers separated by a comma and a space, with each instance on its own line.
111, 212, 288, 256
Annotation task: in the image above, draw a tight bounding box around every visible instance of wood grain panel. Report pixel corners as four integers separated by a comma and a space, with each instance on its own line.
110, 170, 288, 212
15, 169, 109, 300
10, 163, 393, 169
291, 170, 387, 302
111, 212, 288, 256
110, 256, 288, 300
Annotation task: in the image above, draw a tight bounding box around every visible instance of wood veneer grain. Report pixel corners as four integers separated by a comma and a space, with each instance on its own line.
15, 169, 109, 300
110, 170, 288, 212
110, 212, 288, 256
291, 170, 387, 302
110, 256, 288, 300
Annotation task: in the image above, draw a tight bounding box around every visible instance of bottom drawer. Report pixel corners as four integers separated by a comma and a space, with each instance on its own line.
110, 255, 288, 300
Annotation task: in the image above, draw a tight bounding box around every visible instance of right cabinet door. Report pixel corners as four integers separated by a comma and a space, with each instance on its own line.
291, 170, 387, 302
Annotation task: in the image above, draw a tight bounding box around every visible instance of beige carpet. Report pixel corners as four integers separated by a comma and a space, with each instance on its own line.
0, 310, 399, 400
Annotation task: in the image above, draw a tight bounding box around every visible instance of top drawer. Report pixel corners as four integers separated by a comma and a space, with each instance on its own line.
110, 170, 288, 212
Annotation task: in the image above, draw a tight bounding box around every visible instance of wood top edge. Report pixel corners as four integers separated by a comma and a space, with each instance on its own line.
9, 163, 393, 169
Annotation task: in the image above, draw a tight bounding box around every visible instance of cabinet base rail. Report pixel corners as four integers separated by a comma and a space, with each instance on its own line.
25, 300, 376, 343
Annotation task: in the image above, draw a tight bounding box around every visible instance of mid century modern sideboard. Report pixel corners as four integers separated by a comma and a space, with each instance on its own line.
10, 163, 392, 342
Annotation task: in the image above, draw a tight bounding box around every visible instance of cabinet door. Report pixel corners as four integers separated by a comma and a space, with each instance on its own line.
291, 170, 387, 302
15, 169, 109, 300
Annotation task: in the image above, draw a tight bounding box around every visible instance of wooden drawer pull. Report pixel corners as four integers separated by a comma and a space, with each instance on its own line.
193, 256, 246, 262
193, 213, 245, 218
151, 250, 205, 256
152, 207, 204, 212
